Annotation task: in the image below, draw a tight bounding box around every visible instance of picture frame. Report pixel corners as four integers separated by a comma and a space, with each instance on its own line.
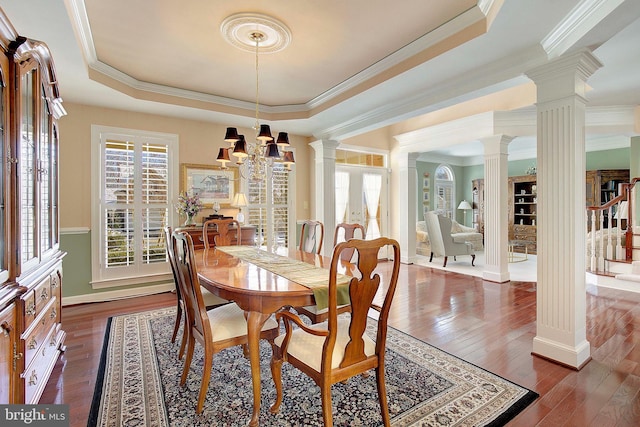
423, 177, 430, 190
423, 191, 430, 203
180, 163, 238, 207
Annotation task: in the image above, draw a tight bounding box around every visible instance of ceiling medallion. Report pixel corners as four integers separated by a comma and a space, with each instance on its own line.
220, 13, 292, 54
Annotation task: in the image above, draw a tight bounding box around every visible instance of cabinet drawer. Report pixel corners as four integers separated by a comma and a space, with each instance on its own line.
22, 324, 60, 404
23, 299, 57, 367
22, 291, 37, 331
49, 272, 61, 309
34, 276, 52, 314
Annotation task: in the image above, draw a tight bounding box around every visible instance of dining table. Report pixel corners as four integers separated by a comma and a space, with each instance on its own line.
195, 245, 353, 427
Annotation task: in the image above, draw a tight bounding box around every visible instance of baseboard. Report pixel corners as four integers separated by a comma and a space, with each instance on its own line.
61, 283, 174, 306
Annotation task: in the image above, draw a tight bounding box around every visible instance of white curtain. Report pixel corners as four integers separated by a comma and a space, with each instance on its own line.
335, 172, 350, 242
363, 173, 381, 239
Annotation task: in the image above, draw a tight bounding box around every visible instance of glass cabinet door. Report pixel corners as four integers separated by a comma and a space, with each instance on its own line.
20, 68, 38, 270
39, 85, 53, 255
0, 56, 8, 283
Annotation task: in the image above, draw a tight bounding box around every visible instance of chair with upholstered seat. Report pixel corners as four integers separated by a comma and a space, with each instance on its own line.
424, 211, 475, 267
202, 218, 241, 248
299, 220, 324, 254
164, 227, 229, 360
172, 230, 279, 414
295, 222, 364, 324
270, 237, 401, 427
333, 222, 366, 260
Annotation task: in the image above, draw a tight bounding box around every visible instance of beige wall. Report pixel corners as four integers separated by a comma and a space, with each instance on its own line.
58, 103, 311, 228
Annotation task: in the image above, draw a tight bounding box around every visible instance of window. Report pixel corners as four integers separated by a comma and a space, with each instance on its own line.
246, 159, 294, 251
435, 164, 455, 218
91, 126, 179, 288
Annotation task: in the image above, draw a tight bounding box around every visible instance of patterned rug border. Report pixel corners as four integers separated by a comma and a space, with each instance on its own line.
88, 308, 538, 426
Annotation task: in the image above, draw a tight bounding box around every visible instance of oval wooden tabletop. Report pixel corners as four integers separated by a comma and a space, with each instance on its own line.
195, 246, 332, 312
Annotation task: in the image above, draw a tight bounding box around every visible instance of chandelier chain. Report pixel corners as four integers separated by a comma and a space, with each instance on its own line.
252, 32, 262, 133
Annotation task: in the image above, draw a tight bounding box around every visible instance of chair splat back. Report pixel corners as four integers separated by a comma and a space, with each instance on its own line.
333, 222, 366, 261
202, 218, 241, 248
299, 220, 324, 254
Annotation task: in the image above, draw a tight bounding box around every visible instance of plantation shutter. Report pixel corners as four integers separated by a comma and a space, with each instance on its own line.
101, 137, 169, 271
246, 161, 291, 250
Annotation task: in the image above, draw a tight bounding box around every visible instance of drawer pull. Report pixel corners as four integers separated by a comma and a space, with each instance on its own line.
50, 308, 57, 319
40, 289, 49, 300
26, 302, 36, 317
28, 370, 38, 386
28, 338, 38, 349
1, 321, 10, 336
13, 343, 23, 371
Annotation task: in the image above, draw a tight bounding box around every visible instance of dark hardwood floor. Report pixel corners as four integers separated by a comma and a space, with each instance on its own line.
41, 263, 640, 426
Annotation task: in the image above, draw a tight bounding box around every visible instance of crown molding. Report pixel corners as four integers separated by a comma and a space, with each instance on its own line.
65, 0, 497, 121
542, 0, 625, 59
308, 4, 488, 109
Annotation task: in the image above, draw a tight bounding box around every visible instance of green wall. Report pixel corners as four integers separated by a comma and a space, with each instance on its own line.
418, 147, 632, 226
60, 232, 92, 297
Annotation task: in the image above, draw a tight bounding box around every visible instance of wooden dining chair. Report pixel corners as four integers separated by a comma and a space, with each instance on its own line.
299, 220, 324, 254
333, 222, 366, 261
295, 222, 365, 324
202, 218, 241, 248
164, 227, 229, 360
171, 230, 279, 414
270, 237, 401, 426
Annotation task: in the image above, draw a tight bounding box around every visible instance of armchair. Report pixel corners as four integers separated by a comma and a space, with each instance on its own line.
424, 211, 475, 267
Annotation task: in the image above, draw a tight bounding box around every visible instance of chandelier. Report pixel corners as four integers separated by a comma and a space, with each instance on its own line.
217, 16, 295, 179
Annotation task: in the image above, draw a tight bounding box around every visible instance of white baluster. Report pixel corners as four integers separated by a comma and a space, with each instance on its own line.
616, 200, 625, 260
590, 210, 597, 272
606, 206, 613, 260
598, 211, 605, 271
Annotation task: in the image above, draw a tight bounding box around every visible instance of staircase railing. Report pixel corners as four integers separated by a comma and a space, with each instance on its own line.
586, 178, 638, 272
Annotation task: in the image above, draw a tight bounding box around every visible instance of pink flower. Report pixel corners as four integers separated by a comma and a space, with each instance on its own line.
175, 192, 203, 216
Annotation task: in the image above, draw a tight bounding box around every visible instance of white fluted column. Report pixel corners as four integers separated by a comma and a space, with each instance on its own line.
310, 140, 339, 257
481, 135, 513, 283
391, 151, 419, 264
526, 50, 602, 368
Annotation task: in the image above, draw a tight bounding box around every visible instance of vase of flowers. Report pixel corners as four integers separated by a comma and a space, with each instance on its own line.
175, 192, 203, 226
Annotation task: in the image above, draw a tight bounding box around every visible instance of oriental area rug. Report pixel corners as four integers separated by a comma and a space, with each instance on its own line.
88, 308, 538, 427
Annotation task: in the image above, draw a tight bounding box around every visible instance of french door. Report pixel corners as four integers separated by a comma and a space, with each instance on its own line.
335, 165, 388, 243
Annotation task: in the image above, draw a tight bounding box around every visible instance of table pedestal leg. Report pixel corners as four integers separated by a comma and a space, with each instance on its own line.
246, 310, 271, 427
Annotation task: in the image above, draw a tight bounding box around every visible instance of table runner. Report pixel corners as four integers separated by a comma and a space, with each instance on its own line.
215, 246, 351, 310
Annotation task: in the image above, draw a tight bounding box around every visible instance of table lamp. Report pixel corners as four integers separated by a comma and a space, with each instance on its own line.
457, 200, 472, 226
232, 192, 248, 224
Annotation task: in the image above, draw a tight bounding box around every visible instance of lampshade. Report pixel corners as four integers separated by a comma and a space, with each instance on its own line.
224, 127, 240, 142
615, 200, 628, 220
232, 135, 248, 158
257, 124, 273, 141
232, 192, 248, 207
275, 132, 290, 146
265, 142, 280, 158
458, 200, 472, 210
216, 147, 231, 162
282, 151, 294, 164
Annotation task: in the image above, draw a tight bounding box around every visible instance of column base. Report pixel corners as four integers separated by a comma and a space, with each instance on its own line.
482, 270, 510, 283
532, 336, 591, 369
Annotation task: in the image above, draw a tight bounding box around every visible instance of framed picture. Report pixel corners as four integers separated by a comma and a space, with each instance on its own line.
423, 172, 430, 190
423, 191, 430, 203
180, 163, 238, 207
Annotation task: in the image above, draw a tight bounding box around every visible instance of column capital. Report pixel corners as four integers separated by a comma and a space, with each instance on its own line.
526, 49, 602, 102
310, 139, 340, 158
479, 134, 514, 155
